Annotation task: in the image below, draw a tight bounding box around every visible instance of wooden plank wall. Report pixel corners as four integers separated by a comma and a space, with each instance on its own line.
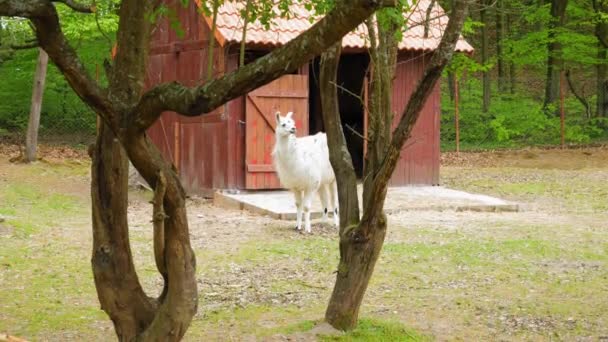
390, 51, 440, 185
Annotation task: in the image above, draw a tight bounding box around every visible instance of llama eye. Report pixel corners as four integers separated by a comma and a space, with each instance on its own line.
281, 123, 286, 127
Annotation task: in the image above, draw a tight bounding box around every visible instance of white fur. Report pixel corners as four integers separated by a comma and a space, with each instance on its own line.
272, 111, 339, 233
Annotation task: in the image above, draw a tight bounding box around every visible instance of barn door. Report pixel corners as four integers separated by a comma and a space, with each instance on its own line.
245, 75, 309, 189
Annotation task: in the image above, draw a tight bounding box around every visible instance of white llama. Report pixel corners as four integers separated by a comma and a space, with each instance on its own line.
272, 111, 339, 233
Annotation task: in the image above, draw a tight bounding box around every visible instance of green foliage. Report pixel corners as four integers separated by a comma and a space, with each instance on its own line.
0, 37, 112, 135
0, 2, 117, 137
441, 78, 608, 149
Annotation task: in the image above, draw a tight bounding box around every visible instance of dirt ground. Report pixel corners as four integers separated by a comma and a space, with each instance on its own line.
1, 144, 607, 341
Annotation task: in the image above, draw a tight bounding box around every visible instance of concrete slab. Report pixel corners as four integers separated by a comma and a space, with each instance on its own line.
214, 186, 519, 220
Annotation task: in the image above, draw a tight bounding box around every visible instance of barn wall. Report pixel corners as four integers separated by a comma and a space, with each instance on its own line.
390, 51, 440, 185
145, 0, 230, 195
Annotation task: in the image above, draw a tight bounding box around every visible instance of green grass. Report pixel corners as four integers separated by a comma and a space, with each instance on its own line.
2, 151, 608, 340
0, 237, 106, 337
320, 318, 429, 342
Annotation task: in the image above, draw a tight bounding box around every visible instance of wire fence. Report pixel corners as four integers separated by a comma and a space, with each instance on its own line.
0, 114, 96, 147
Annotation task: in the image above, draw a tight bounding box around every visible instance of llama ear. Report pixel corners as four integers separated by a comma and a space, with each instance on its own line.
275, 111, 281, 123
286, 111, 293, 119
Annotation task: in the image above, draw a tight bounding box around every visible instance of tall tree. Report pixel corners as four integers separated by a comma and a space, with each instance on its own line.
320, 0, 471, 330
594, 0, 608, 117
544, 0, 568, 112
480, 0, 491, 111
496, 0, 507, 92
0, 0, 395, 339
506, 2, 516, 93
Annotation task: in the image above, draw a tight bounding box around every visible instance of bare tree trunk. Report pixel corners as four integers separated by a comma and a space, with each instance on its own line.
322, 1, 471, 331
594, 0, 608, 117
597, 44, 608, 117
90, 2, 198, 339
544, 0, 568, 113
319, 42, 360, 230
496, 0, 506, 93
480, 0, 491, 112
25, 48, 48, 162
447, 71, 456, 102
507, 8, 516, 94
90, 123, 157, 340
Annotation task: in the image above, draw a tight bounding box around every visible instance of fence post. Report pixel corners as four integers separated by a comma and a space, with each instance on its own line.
560, 70, 565, 149
25, 48, 49, 163
454, 76, 460, 155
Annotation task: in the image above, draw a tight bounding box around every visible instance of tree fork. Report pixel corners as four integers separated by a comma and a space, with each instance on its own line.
324, 0, 471, 331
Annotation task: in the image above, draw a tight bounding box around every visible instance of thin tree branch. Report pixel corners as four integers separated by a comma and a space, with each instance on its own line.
52, 0, 93, 13
361, 0, 471, 225
240, 0, 252, 67
131, 0, 397, 132
424, 0, 436, 38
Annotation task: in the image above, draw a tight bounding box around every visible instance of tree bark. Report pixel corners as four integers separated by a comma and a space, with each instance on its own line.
544, 0, 568, 113
90, 123, 158, 340
480, 0, 491, 112
25, 47, 48, 162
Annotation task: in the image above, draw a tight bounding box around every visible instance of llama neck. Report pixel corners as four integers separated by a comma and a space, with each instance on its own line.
274, 134, 297, 158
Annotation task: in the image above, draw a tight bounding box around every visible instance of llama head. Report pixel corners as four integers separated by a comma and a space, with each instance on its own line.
275, 111, 296, 137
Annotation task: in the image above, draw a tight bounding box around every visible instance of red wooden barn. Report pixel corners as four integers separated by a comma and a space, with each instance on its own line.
145, 0, 473, 196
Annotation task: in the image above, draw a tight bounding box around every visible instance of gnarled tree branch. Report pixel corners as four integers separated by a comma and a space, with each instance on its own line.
131, 0, 397, 132
0, 0, 52, 17
25, 1, 113, 123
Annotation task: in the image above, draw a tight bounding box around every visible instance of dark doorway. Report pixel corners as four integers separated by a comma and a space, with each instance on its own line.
309, 53, 369, 178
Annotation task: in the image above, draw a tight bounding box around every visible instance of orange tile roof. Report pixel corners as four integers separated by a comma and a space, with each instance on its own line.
209, 0, 473, 52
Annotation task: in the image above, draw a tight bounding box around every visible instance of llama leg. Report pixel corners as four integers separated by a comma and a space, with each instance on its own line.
318, 184, 329, 222
303, 190, 314, 234
294, 191, 303, 231
330, 181, 339, 227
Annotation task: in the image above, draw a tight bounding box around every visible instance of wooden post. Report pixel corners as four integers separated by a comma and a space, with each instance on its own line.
25, 48, 49, 163
560, 70, 565, 149
454, 76, 460, 154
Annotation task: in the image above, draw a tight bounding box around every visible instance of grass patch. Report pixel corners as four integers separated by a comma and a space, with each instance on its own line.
0, 240, 105, 338
320, 318, 428, 342
0, 182, 84, 236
